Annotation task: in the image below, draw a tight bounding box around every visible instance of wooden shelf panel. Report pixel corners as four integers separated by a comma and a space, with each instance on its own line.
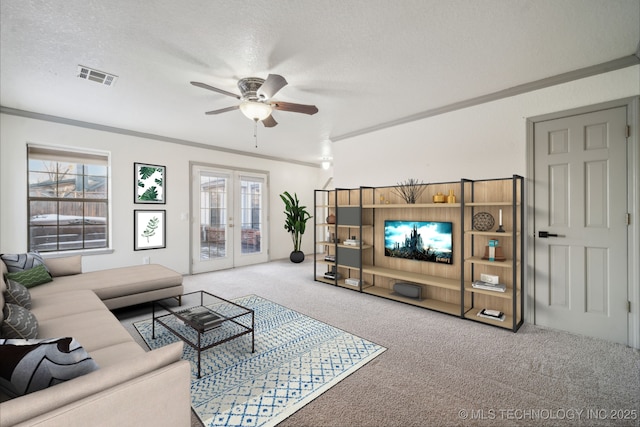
337, 281, 360, 290
316, 260, 336, 267
465, 230, 516, 237
464, 283, 513, 299
316, 223, 372, 228
363, 286, 464, 316
465, 256, 519, 268
361, 265, 460, 291
464, 307, 514, 329
465, 202, 521, 207
337, 243, 373, 250
315, 277, 335, 285
362, 203, 461, 209
316, 240, 334, 245
316, 223, 336, 227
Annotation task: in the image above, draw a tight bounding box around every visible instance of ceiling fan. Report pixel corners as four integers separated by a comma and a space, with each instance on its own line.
190, 74, 318, 128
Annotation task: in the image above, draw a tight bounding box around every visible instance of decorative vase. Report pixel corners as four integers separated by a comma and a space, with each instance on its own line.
432, 192, 445, 203
447, 189, 456, 203
290, 251, 305, 263
326, 214, 336, 224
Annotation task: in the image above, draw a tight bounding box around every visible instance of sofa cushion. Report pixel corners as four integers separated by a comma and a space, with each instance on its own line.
0, 337, 99, 398
43, 255, 82, 277
37, 310, 135, 353
0, 341, 185, 426
30, 290, 106, 322
1, 303, 38, 339
88, 341, 146, 367
1, 252, 48, 273
5, 264, 53, 289
28, 264, 182, 300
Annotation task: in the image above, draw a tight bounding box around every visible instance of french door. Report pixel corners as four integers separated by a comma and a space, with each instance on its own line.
191, 165, 268, 274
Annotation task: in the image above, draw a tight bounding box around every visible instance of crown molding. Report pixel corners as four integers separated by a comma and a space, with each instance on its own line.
331, 55, 640, 142
0, 107, 320, 168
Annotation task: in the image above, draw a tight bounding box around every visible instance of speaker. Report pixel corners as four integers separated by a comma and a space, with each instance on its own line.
393, 282, 422, 299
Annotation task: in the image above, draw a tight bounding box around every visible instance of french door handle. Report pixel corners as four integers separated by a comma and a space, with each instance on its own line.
538, 231, 559, 238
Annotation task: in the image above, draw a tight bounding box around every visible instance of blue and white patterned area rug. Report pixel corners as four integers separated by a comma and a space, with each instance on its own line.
134, 295, 386, 427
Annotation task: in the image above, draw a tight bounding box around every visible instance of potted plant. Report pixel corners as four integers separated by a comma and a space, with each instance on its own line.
280, 191, 312, 263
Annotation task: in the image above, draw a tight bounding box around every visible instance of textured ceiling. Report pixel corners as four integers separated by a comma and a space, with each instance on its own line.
1, 0, 639, 166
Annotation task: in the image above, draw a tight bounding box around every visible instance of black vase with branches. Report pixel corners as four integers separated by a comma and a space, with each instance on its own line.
393, 178, 427, 204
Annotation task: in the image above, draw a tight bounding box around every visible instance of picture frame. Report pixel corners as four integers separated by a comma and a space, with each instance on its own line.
134, 162, 165, 204
134, 210, 166, 250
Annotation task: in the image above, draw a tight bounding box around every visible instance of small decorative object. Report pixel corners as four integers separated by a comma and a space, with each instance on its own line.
482, 240, 506, 261
134, 163, 165, 204
496, 208, 505, 232
134, 210, 166, 250
447, 189, 456, 203
472, 212, 495, 231
326, 213, 336, 224
432, 192, 446, 203
393, 178, 427, 204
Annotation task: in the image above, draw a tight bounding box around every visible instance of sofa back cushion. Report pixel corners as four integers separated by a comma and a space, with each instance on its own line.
43, 255, 82, 277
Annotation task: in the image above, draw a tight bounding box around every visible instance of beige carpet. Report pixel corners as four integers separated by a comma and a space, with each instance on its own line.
116, 258, 640, 427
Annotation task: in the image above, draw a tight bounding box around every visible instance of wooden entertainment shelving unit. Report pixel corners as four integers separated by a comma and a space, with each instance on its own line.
313, 175, 524, 331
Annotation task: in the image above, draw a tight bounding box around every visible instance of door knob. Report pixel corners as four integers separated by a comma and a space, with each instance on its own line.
538, 231, 559, 238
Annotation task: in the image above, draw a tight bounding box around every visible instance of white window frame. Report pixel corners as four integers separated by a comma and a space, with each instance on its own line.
27, 144, 112, 254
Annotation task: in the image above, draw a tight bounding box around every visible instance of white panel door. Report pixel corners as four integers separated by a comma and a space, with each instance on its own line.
533, 106, 628, 344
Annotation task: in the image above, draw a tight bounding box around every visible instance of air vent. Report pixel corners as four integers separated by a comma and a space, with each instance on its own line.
77, 65, 118, 86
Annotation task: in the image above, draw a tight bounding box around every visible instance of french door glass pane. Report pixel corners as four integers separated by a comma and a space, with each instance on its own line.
199, 173, 227, 259
240, 176, 263, 254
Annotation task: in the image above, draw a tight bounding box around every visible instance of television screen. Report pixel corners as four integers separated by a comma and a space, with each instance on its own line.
384, 220, 453, 264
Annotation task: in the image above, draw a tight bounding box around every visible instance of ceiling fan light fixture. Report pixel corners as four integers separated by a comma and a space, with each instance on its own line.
239, 100, 272, 121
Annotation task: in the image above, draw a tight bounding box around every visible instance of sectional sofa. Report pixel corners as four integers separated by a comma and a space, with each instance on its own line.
0, 254, 191, 427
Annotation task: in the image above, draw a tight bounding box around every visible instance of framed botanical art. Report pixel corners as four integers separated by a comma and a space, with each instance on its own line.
134, 162, 165, 204
134, 210, 166, 250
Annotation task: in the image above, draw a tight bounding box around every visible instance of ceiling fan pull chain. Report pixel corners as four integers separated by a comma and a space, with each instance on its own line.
253, 119, 258, 148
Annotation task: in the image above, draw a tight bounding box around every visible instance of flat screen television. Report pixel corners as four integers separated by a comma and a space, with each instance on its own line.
384, 220, 453, 264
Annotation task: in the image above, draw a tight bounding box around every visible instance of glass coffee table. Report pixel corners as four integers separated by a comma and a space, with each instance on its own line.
152, 290, 254, 378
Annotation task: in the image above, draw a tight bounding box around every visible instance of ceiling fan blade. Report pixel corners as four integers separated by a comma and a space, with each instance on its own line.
261, 115, 278, 128
205, 105, 239, 115
257, 74, 287, 100
191, 81, 240, 99
272, 101, 318, 115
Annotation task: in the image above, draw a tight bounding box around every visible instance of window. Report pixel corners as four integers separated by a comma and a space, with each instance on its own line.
28, 145, 109, 252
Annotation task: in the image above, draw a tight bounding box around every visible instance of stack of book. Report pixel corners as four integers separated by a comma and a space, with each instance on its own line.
343, 239, 360, 246
180, 307, 223, 329
472, 280, 506, 292
477, 308, 505, 321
